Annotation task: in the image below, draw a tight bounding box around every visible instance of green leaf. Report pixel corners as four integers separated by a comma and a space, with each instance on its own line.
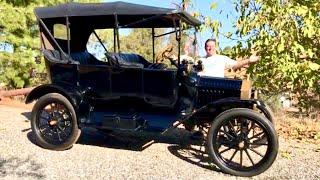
277, 43, 285, 53
309, 62, 320, 71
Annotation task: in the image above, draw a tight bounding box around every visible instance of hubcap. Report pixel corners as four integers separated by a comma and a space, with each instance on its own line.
238, 141, 245, 149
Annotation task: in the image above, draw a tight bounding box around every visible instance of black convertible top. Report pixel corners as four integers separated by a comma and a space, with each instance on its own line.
35, 1, 201, 27
36, 1, 202, 53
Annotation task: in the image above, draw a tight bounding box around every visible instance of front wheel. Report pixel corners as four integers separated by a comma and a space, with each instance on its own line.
207, 108, 278, 177
31, 93, 81, 150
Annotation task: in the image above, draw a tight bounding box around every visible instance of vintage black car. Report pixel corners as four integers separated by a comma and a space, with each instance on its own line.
26, 2, 278, 177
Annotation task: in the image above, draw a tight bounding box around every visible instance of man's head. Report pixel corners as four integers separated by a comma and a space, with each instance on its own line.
205, 38, 217, 57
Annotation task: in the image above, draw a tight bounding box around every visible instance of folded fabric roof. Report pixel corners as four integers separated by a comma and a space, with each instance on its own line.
35, 1, 201, 28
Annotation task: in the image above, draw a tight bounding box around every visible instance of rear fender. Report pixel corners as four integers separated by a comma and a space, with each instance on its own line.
25, 84, 82, 109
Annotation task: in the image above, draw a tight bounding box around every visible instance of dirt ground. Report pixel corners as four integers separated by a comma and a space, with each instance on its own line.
0, 98, 319, 179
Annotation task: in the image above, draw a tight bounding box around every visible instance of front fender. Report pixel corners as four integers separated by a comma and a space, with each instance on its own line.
185, 97, 272, 123
25, 84, 82, 108
200, 97, 258, 110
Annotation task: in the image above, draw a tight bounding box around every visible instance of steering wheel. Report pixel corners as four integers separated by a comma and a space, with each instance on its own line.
155, 44, 178, 68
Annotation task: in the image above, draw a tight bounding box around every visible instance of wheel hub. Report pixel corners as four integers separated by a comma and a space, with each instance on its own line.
238, 141, 245, 149
49, 119, 58, 126
237, 136, 249, 149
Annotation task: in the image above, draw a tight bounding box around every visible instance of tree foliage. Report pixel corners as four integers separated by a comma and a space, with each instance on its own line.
119, 29, 167, 62
231, 0, 320, 109
0, 1, 45, 88
0, 0, 99, 89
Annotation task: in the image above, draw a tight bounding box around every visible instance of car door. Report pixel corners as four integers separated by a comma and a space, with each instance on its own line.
143, 69, 178, 107
110, 66, 143, 97
78, 65, 111, 98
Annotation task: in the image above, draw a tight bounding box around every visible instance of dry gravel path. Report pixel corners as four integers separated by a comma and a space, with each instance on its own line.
0, 104, 319, 180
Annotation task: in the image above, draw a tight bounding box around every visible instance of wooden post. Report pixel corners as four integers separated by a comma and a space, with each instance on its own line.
240, 80, 252, 100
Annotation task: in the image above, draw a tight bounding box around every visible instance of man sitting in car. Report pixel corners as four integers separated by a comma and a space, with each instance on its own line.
198, 38, 259, 77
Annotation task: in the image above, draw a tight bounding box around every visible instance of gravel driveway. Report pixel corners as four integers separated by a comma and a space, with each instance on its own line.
0, 105, 319, 180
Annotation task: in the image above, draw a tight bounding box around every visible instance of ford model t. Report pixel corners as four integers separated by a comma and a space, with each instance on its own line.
26, 2, 278, 177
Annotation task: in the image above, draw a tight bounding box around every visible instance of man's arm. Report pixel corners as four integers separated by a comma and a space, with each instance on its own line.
232, 55, 259, 71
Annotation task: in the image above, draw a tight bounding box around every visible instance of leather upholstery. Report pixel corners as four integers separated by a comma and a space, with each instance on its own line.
70, 51, 92, 64
42, 49, 70, 62
43, 50, 167, 70
108, 53, 150, 68
147, 63, 168, 70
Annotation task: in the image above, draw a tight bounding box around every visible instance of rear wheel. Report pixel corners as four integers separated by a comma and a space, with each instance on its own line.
31, 93, 81, 150
207, 108, 278, 177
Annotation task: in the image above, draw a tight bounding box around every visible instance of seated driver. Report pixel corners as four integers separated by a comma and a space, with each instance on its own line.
198, 38, 259, 77
190, 38, 259, 139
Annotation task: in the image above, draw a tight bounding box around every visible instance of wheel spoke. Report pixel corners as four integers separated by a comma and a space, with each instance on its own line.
248, 121, 256, 134
229, 149, 238, 162
228, 121, 237, 135
245, 149, 255, 166
61, 128, 69, 137
249, 148, 264, 157
61, 119, 72, 128
240, 150, 243, 167
50, 103, 55, 112
56, 129, 63, 142
235, 119, 241, 134
38, 123, 49, 129
58, 125, 69, 137
219, 147, 233, 154
249, 141, 268, 146
249, 131, 264, 140
41, 127, 54, 140
219, 128, 235, 140
39, 126, 49, 133
240, 119, 250, 136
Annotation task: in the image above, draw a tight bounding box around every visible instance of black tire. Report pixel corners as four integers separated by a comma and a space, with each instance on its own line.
31, 93, 81, 151
207, 108, 278, 177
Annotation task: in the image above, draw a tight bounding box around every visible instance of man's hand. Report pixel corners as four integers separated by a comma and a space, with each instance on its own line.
249, 55, 260, 63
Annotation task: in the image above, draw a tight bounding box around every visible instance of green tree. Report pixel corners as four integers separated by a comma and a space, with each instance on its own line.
0, 1, 48, 88
232, 0, 320, 109
0, 0, 99, 89
119, 28, 166, 62
221, 46, 236, 59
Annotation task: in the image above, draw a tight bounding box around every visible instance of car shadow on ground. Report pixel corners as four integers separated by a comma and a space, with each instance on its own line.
21, 112, 31, 121
77, 127, 203, 151
21, 112, 32, 132
22, 111, 219, 172
167, 145, 221, 172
